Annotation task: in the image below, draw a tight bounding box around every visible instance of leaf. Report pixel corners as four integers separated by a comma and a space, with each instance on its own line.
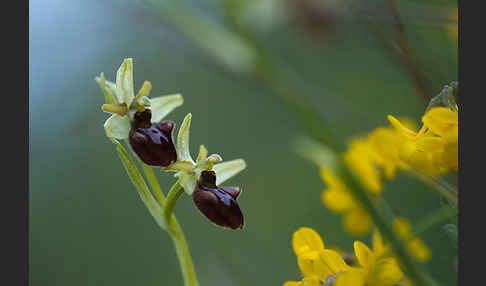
150, 94, 184, 123
213, 159, 246, 185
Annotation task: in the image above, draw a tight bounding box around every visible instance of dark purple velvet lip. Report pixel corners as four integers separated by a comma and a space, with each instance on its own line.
192, 170, 244, 230
129, 109, 177, 167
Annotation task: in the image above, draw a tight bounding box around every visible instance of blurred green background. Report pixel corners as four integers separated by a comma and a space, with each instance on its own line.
29, 0, 457, 285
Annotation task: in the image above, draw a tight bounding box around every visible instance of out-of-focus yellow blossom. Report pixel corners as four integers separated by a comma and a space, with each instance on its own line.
372, 229, 390, 259
393, 217, 432, 262
344, 138, 382, 194
285, 227, 352, 285
388, 106, 458, 177
334, 241, 403, 286
285, 227, 404, 286
320, 169, 373, 236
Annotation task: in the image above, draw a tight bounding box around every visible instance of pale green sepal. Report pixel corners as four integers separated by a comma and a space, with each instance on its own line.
213, 159, 246, 185
293, 137, 339, 174
95, 73, 117, 104
177, 113, 194, 163
116, 58, 135, 106
151, 94, 184, 123
104, 114, 130, 139
112, 139, 167, 230
196, 145, 208, 162
176, 171, 197, 195
164, 161, 194, 173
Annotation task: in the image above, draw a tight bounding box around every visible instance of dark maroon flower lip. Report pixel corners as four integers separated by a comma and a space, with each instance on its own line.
192, 170, 244, 230
129, 109, 178, 167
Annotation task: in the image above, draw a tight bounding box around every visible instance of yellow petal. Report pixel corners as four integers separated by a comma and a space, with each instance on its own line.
343, 208, 373, 236
387, 115, 419, 139
372, 229, 389, 258
315, 249, 351, 278
422, 107, 458, 137
320, 168, 346, 189
367, 257, 404, 286
344, 138, 382, 194
301, 277, 320, 286
297, 251, 319, 277
407, 237, 432, 262
334, 269, 365, 286
321, 189, 356, 213
293, 227, 325, 257
392, 217, 412, 240
354, 241, 376, 274
283, 281, 302, 286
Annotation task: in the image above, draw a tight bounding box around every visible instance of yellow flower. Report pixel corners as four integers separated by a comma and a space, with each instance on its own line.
286, 228, 404, 286
344, 138, 382, 194
285, 228, 351, 285
334, 241, 404, 286
393, 217, 432, 262
372, 228, 390, 259
320, 169, 373, 236
387, 107, 458, 177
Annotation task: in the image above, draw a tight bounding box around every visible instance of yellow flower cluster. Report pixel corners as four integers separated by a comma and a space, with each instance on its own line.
284, 227, 404, 286
320, 107, 458, 236
388, 107, 458, 177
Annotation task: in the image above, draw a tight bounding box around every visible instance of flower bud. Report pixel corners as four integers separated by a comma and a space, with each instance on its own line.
192, 170, 244, 230
129, 109, 177, 167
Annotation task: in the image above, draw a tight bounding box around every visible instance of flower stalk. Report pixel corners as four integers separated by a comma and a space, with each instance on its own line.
114, 139, 200, 286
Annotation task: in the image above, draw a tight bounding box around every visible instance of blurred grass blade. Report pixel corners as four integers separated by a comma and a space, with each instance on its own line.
294, 137, 339, 173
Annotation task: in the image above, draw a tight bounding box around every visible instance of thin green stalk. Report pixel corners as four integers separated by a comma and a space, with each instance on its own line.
414, 206, 458, 236
111, 140, 199, 286
162, 179, 199, 286
405, 169, 458, 207
163, 181, 184, 222
141, 163, 166, 206
167, 216, 200, 286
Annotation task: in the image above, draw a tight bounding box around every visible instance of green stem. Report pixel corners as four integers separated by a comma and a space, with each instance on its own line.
167, 216, 200, 286
338, 164, 439, 286
414, 206, 458, 236
163, 180, 199, 286
405, 170, 458, 207
141, 163, 166, 206
164, 181, 184, 222
112, 140, 199, 286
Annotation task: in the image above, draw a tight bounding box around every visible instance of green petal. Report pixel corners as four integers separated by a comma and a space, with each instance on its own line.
177, 113, 194, 163
104, 114, 130, 139
150, 94, 184, 123
116, 58, 135, 106
213, 159, 246, 185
